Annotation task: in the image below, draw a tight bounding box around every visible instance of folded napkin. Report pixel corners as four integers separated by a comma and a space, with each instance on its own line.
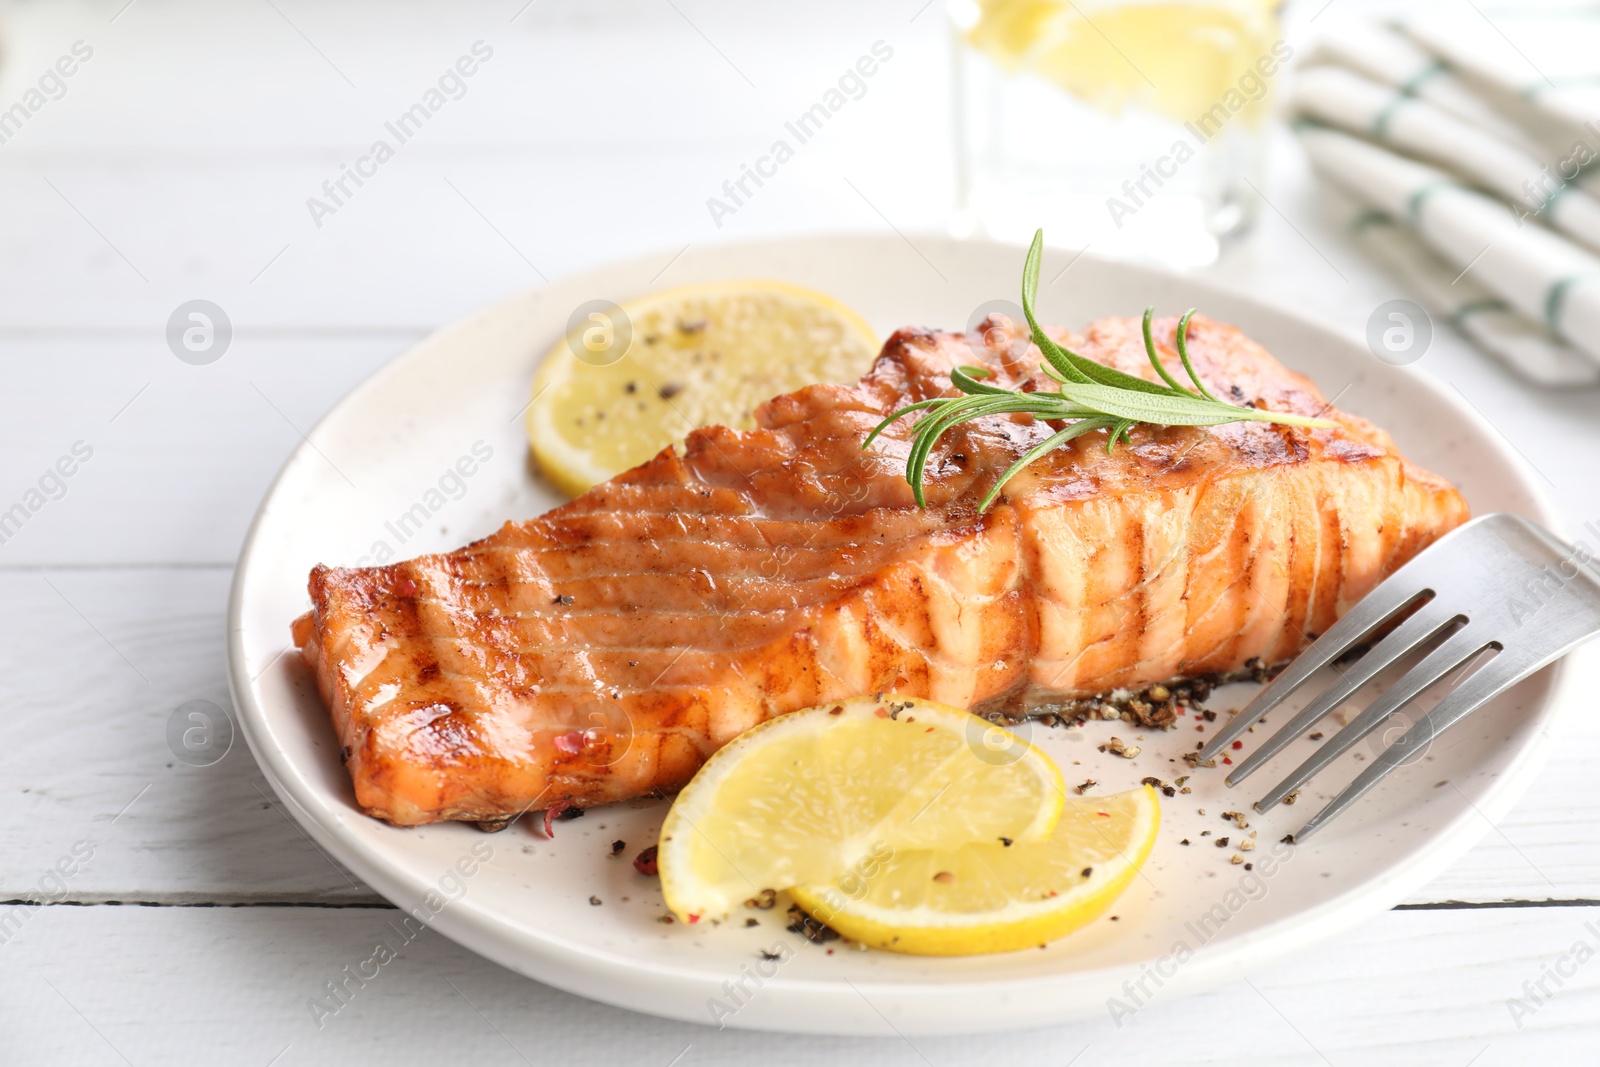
1332, 190, 1599, 385
1295, 65, 1600, 253
1293, 7, 1600, 384
1299, 124, 1600, 375
1301, 19, 1532, 150
1401, 7, 1600, 145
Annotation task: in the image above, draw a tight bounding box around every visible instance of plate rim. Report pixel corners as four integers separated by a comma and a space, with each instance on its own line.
226, 231, 1572, 1035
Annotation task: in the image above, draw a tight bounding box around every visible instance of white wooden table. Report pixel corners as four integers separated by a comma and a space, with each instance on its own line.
3, 0, 1598, 1062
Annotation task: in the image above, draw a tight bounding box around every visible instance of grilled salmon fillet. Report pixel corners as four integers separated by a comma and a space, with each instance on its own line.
293, 314, 1467, 825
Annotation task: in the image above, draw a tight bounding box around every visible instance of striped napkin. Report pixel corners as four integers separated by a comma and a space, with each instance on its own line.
1292, 9, 1600, 384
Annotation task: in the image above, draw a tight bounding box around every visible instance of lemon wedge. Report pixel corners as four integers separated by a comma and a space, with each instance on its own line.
527, 280, 879, 496
792, 784, 1159, 955
657, 697, 1065, 925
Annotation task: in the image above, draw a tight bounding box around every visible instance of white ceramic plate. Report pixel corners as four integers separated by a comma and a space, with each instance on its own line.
229, 234, 1572, 1035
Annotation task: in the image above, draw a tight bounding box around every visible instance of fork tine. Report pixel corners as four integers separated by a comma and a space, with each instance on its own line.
1252, 626, 1493, 813
1291, 654, 1521, 841
1197, 584, 1433, 762
1225, 602, 1464, 785
1295, 629, 1593, 841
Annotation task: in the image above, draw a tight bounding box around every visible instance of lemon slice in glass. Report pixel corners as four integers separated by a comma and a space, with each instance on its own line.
963, 0, 1282, 126
526, 280, 879, 496
792, 784, 1160, 955
657, 697, 1066, 925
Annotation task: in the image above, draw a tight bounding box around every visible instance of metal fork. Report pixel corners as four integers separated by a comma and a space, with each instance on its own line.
1197, 513, 1600, 842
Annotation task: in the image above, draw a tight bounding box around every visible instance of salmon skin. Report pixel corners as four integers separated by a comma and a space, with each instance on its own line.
294, 314, 1467, 826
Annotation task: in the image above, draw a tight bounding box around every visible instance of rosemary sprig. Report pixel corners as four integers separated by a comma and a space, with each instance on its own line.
863, 229, 1340, 512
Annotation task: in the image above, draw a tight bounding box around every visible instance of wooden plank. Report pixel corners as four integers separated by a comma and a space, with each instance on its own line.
2, 0, 936, 154
2, 903, 1596, 1061
0, 150, 956, 332
2, 567, 1596, 905
0, 567, 372, 904
0, 0, 954, 332
0, 336, 407, 566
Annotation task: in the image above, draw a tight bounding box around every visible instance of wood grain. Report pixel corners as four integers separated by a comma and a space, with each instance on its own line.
3, 904, 1597, 1064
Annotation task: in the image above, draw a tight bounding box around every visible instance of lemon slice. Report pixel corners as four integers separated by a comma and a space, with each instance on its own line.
963, 0, 1281, 126
792, 785, 1159, 956
657, 697, 1066, 925
527, 280, 879, 496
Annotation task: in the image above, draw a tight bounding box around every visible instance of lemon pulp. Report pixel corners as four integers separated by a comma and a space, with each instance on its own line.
657, 697, 1066, 924
527, 280, 878, 496
793, 784, 1160, 955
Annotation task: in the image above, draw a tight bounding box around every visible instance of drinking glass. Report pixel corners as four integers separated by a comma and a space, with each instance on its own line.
950, 0, 1286, 267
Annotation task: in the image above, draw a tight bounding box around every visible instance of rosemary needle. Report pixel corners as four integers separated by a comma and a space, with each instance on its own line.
863, 229, 1340, 512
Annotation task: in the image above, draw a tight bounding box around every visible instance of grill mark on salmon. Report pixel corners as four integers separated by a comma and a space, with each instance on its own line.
294, 313, 1469, 825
